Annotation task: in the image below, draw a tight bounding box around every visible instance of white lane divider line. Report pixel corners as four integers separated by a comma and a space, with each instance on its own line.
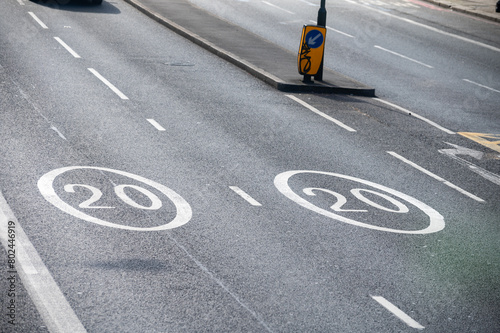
374, 98, 455, 135
17, 0, 25, 5
54, 37, 81, 58
326, 26, 355, 38
388, 151, 485, 202
262, 1, 295, 14
88, 68, 129, 100
463, 79, 500, 94
50, 125, 67, 141
0, 191, 87, 333
229, 186, 262, 206
299, 0, 319, 6
309, 20, 355, 38
374, 45, 433, 68
371, 296, 425, 330
146, 118, 166, 131
286, 95, 357, 132
28, 12, 48, 29
343, 0, 500, 53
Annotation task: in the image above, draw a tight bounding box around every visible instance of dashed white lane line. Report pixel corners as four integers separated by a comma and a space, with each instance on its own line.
309, 20, 354, 38
325, 26, 355, 38
388, 151, 485, 202
374, 45, 433, 68
146, 118, 166, 131
229, 186, 262, 206
262, 1, 295, 14
28, 12, 48, 29
0, 191, 87, 333
17, 0, 25, 5
286, 95, 357, 132
374, 98, 455, 135
371, 296, 425, 330
54, 37, 81, 58
299, 0, 318, 6
50, 125, 67, 140
463, 79, 500, 94
88, 68, 129, 100
343, 0, 500, 53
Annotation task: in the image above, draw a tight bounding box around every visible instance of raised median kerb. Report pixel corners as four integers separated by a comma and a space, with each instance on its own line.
424, 0, 500, 23
123, 0, 376, 97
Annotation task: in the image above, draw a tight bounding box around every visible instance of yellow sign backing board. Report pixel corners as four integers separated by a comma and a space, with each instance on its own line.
298, 25, 326, 76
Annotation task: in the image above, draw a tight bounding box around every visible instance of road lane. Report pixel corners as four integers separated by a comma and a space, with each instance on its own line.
186, 0, 500, 134
1, 0, 499, 332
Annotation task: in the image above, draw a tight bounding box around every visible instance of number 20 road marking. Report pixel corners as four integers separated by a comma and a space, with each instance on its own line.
64, 184, 163, 210
38, 166, 192, 231
274, 170, 445, 234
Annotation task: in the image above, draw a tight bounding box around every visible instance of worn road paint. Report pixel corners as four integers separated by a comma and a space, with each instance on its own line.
458, 132, 500, 153
439, 143, 500, 186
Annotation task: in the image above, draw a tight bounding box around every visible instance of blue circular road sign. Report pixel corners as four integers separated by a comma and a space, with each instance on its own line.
305, 30, 324, 49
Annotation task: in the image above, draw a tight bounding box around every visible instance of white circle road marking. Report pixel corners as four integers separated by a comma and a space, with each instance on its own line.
38, 166, 192, 231
274, 170, 445, 234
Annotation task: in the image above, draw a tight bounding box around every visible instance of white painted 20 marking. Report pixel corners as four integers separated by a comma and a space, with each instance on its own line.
38, 166, 192, 231
63, 183, 163, 210
275, 170, 445, 234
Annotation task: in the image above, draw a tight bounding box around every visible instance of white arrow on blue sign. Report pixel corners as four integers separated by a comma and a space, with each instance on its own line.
305, 29, 324, 48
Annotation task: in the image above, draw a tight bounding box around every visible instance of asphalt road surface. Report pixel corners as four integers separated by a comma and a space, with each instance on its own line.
0, 0, 499, 332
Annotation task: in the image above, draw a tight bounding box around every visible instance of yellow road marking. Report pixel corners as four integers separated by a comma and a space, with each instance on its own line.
458, 132, 500, 153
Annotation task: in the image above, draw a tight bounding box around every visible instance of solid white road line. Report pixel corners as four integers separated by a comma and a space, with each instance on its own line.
374, 98, 455, 135
374, 45, 433, 68
229, 186, 262, 206
388, 151, 485, 202
54, 37, 81, 58
28, 12, 48, 29
286, 95, 357, 132
262, 1, 295, 14
0, 191, 87, 333
463, 79, 500, 94
371, 296, 425, 330
88, 68, 129, 100
146, 118, 166, 131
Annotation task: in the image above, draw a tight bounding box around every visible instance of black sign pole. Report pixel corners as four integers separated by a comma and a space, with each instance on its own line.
315, 0, 326, 81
